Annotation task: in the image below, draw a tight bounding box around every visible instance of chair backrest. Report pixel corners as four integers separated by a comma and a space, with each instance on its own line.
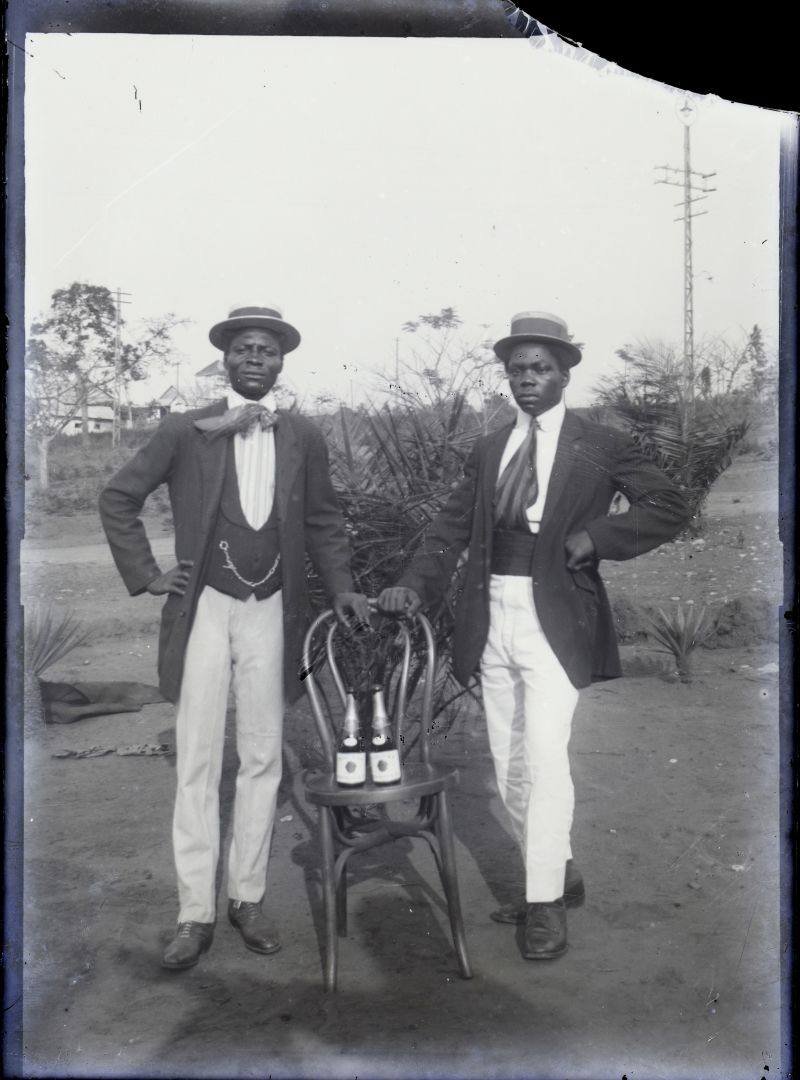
300, 610, 437, 771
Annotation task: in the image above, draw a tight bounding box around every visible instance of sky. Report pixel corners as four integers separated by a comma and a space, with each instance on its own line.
23, 34, 788, 408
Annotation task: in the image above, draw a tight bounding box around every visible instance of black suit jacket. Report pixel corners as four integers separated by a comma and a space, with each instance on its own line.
99, 401, 354, 704
399, 410, 691, 690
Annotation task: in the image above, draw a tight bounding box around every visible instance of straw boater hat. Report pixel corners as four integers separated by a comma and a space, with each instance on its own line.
209, 304, 301, 354
493, 311, 582, 368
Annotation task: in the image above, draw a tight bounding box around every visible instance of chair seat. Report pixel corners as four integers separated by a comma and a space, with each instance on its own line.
303, 761, 459, 807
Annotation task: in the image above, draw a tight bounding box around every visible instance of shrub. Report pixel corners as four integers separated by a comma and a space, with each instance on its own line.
594, 342, 753, 532
25, 429, 173, 526
310, 398, 485, 738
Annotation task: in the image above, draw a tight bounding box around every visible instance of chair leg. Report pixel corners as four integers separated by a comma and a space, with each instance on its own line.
435, 790, 473, 980
336, 858, 348, 937
319, 807, 338, 992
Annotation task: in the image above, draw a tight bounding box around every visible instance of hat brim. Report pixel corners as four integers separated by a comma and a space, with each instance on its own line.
494, 333, 581, 368
209, 316, 301, 353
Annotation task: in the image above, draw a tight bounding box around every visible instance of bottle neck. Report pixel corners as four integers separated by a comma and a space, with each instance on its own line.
371, 686, 390, 735
343, 693, 360, 738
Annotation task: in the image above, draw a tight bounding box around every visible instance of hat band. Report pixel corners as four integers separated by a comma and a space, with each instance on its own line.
228, 306, 283, 320
510, 317, 568, 340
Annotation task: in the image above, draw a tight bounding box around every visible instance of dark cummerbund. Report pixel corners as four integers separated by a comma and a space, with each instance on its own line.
491, 528, 538, 576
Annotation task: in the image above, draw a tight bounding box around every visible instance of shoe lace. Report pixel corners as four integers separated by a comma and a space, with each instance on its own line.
177, 922, 198, 938
235, 902, 261, 923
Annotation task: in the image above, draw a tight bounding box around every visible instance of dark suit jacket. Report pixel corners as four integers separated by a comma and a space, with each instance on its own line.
399, 410, 691, 690
99, 401, 354, 704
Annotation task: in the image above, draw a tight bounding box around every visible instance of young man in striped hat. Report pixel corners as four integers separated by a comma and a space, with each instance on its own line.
101, 304, 369, 971
379, 312, 689, 959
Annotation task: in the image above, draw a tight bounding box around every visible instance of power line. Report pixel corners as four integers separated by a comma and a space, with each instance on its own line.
654, 98, 716, 428
112, 287, 132, 447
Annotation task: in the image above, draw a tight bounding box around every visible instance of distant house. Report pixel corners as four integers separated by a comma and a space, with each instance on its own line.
195, 359, 229, 397
59, 390, 114, 436
121, 382, 217, 429
156, 385, 192, 416
121, 402, 161, 428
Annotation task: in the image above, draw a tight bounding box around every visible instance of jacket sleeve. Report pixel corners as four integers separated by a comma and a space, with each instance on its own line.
582, 432, 691, 561
398, 444, 479, 606
98, 417, 180, 595
303, 426, 356, 599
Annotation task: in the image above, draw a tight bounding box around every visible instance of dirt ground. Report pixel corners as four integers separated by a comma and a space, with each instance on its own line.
13, 457, 788, 1079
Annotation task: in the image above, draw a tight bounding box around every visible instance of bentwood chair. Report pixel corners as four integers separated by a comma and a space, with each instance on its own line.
301, 607, 473, 992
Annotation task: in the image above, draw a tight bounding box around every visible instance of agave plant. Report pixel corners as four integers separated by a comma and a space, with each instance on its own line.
23, 604, 90, 730
24, 603, 90, 677
644, 603, 718, 683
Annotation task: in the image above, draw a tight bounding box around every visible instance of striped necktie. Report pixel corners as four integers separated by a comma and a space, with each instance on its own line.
494, 418, 540, 531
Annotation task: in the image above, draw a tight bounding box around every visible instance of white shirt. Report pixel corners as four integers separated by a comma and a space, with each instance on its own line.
496, 398, 566, 534
226, 388, 277, 531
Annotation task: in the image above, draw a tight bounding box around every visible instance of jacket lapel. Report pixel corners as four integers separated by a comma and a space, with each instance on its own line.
195, 399, 230, 537
480, 423, 514, 534
540, 410, 583, 528
274, 411, 302, 525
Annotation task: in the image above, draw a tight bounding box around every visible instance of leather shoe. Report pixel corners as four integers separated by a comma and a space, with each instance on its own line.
490, 860, 585, 924
523, 899, 567, 960
228, 900, 281, 955
161, 921, 214, 971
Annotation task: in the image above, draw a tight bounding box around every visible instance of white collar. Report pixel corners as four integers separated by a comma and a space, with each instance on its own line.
226, 387, 277, 411
512, 397, 566, 433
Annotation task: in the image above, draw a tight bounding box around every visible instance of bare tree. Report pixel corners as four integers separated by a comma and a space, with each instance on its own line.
392, 307, 505, 429
696, 330, 753, 399
25, 282, 186, 488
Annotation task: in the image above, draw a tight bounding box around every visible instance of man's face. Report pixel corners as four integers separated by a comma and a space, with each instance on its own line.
505, 342, 569, 416
223, 328, 284, 400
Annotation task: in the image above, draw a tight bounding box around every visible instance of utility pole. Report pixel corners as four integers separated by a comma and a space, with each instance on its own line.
655, 98, 716, 433
172, 355, 183, 395
111, 287, 132, 447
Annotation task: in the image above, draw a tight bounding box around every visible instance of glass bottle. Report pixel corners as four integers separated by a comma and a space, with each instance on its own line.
368, 685, 401, 784
335, 692, 366, 786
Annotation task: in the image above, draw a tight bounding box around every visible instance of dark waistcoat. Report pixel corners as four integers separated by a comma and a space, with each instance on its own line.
205, 442, 282, 601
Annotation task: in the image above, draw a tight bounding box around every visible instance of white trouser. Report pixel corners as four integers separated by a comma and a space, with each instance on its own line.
173, 585, 285, 923
480, 575, 580, 903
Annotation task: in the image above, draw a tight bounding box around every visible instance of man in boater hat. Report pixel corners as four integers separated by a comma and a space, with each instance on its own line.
379, 312, 689, 960
100, 304, 369, 970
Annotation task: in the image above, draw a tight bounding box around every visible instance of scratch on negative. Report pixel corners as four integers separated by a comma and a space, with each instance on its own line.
734, 897, 758, 976
667, 814, 729, 871
667, 833, 704, 870
8, 39, 35, 59
55, 107, 241, 266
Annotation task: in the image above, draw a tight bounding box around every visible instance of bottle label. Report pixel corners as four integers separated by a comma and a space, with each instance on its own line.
369, 747, 402, 784
336, 751, 366, 785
